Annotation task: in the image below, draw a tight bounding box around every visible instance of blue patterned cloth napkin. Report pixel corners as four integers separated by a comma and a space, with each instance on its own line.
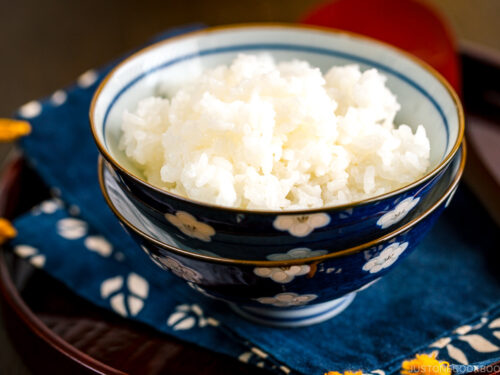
10, 26, 500, 375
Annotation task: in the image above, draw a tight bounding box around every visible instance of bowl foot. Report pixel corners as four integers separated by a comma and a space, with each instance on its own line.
229, 293, 356, 328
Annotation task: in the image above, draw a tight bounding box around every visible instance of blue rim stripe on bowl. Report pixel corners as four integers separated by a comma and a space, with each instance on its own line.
102, 43, 449, 151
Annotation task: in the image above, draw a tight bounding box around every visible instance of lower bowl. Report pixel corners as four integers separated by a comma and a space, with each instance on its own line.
98, 144, 465, 327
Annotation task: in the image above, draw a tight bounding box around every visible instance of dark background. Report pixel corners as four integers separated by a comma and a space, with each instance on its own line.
0, 0, 498, 373
0, 0, 323, 117
1, 0, 499, 117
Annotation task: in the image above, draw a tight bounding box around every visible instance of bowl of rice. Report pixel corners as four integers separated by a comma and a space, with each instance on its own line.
90, 24, 464, 259
98, 144, 465, 327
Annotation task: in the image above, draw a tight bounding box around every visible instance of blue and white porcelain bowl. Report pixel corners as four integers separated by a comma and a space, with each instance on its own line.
90, 24, 464, 259
98, 144, 465, 327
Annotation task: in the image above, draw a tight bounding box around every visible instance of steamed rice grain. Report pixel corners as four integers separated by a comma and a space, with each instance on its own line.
119, 54, 430, 210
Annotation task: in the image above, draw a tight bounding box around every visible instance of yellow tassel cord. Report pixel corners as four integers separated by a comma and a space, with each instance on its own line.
0, 119, 31, 142
401, 352, 451, 375
0, 218, 17, 245
325, 371, 363, 375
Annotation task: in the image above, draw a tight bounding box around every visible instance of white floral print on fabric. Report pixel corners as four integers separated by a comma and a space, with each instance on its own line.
56, 218, 88, 239
237, 347, 287, 373
427, 312, 500, 365
362, 242, 408, 274
100, 273, 149, 317
377, 197, 420, 229
13, 245, 46, 268
84, 235, 113, 257
165, 211, 215, 242
50, 90, 67, 106
273, 213, 330, 237
167, 303, 219, 331
77, 69, 98, 88
31, 198, 62, 216
255, 292, 317, 307
19, 100, 42, 118
238, 351, 265, 367
40, 199, 62, 214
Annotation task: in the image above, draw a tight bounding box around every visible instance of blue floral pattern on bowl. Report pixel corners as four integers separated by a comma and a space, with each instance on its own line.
109, 164, 444, 259
273, 214, 331, 237
98, 144, 464, 327
164, 211, 216, 242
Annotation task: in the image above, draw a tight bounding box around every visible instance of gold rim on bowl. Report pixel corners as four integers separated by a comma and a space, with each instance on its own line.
98, 140, 466, 267
89, 23, 465, 215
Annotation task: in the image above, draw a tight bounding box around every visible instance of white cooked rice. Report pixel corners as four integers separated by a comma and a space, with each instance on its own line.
119, 54, 430, 210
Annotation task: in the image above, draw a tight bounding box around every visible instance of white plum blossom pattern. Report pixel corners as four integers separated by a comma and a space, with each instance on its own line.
167, 303, 219, 331
100, 273, 149, 317
273, 213, 330, 237
153, 255, 202, 283
165, 211, 215, 242
377, 197, 420, 229
13, 245, 46, 268
254, 248, 327, 283
362, 242, 408, 273
255, 292, 318, 307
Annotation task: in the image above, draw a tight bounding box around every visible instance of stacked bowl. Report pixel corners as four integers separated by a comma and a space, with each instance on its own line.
90, 24, 465, 327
